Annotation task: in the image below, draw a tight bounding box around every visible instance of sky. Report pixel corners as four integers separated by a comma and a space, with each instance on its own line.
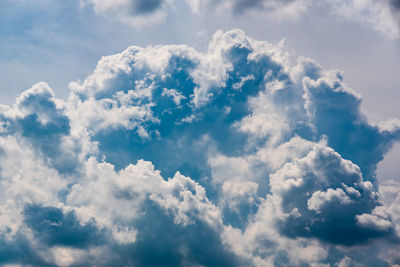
0, 0, 400, 266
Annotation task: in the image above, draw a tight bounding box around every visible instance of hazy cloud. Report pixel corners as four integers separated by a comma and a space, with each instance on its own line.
84, 0, 171, 25
184, 0, 400, 38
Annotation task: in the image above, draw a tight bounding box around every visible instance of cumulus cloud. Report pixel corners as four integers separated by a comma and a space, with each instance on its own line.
0, 29, 399, 266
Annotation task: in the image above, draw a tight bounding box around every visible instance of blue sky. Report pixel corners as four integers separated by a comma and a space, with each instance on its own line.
0, 0, 400, 266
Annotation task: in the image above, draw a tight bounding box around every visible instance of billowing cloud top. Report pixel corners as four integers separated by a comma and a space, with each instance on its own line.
0, 29, 399, 266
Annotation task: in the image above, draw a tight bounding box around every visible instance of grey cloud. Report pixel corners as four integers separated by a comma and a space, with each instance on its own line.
103, 200, 244, 267
230, 0, 265, 13
187, 0, 307, 16
186, 0, 400, 39
131, 0, 165, 14
85, 0, 169, 25
24, 205, 105, 249
232, 0, 302, 14
391, 0, 400, 10
0, 234, 53, 267
390, 0, 400, 24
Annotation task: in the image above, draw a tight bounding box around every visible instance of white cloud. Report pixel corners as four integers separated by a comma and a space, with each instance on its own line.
307, 188, 352, 213
329, 0, 400, 39
0, 28, 398, 266
356, 210, 393, 232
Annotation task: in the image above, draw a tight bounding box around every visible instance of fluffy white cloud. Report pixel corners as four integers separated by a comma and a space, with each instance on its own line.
307, 188, 352, 213
0, 29, 399, 266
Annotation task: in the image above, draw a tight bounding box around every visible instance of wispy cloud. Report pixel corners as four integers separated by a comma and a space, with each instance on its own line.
82, 0, 173, 25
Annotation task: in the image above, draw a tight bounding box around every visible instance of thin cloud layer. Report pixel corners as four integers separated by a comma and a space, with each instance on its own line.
185, 0, 310, 18
0, 29, 399, 266
329, 0, 400, 39
83, 0, 171, 25
82, 0, 400, 39
189, 0, 400, 38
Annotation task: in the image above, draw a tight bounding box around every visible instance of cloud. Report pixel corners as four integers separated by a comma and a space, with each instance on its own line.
83, 0, 172, 25
185, 0, 310, 18
270, 143, 393, 245
0, 29, 399, 266
6, 0, 400, 39
24, 204, 105, 248
329, 0, 400, 39
184, 0, 400, 38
